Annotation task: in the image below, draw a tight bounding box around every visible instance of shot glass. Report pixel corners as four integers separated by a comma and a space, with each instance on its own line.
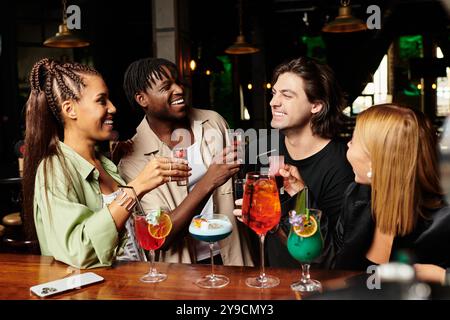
269, 155, 285, 176
172, 147, 188, 186
231, 131, 245, 163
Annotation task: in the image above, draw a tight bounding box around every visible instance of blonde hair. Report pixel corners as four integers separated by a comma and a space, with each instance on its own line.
355, 104, 420, 236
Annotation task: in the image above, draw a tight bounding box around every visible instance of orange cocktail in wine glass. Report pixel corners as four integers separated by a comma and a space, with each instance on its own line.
241, 171, 281, 288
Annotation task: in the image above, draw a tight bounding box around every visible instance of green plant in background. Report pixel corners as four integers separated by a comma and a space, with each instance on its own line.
399, 35, 423, 60
398, 35, 423, 97
301, 36, 327, 63
211, 55, 234, 128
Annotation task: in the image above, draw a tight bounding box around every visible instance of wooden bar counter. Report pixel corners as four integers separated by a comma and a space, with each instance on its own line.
0, 253, 359, 300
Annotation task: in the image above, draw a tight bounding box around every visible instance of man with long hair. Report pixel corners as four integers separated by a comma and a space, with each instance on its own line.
239, 56, 354, 269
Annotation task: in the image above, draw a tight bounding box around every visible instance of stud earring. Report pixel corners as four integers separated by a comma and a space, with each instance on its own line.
367, 171, 372, 179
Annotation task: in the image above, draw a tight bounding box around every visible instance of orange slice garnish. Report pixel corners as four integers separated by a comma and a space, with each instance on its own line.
148, 212, 172, 239
293, 216, 318, 238
193, 217, 207, 228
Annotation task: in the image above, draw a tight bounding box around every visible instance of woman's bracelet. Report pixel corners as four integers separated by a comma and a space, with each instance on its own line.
115, 188, 137, 211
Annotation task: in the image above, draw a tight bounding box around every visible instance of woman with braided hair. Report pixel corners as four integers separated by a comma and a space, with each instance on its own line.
23, 58, 191, 269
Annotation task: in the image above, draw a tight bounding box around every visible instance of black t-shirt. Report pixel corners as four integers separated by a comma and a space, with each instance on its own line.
242, 131, 354, 269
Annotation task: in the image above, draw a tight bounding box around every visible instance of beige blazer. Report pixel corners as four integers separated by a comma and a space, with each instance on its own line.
118, 108, 254, 266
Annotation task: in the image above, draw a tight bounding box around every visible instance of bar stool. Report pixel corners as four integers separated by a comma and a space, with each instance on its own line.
0, 177, 37, 253
2, 212, 22, 226
0, 177, 22, 218
2, 214, 38, 253
2, 211, 25, 251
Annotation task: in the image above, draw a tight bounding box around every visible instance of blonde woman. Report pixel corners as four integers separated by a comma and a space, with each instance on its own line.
234, 104, 450, 276
333, 104, 450, 270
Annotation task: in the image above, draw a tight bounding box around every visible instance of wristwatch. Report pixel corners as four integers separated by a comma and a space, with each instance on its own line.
445, 268, 450, 286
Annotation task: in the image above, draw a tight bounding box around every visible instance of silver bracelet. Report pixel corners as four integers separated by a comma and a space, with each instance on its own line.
116, 188, 137, 211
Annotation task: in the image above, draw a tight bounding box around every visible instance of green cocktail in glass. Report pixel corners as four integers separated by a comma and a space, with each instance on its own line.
287, 208, 323, 292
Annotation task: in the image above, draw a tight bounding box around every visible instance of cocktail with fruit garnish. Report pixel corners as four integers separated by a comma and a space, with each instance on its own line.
287, 208, 323, 292
189, 214, 233, 288
133, 207, 172, 283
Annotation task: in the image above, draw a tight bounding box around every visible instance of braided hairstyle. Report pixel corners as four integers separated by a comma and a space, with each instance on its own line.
23, 58, 98, 251
123, 57, 178, 109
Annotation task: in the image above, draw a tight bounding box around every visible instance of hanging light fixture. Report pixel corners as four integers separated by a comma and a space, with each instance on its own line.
44, 0, 90, 48
322, 0, 367, 33
225, 0, 259, 55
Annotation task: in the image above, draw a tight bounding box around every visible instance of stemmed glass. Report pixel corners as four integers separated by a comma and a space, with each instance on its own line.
189, 214, 233, 288
287, 208, 323, 292
241, 172, 281, 288
133, 206, 172, 283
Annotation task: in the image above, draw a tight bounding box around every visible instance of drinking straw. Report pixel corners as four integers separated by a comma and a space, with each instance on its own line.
118, 184, 146, 216
305, 186, 310, 221
118, 184, 148, 262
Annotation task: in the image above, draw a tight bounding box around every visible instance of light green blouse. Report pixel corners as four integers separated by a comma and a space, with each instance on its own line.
34, 141, 127, 269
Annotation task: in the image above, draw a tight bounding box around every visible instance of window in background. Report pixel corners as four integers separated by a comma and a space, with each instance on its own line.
239, 85, 250, 120
352, 54, 390, 114
436, 47, 450, 117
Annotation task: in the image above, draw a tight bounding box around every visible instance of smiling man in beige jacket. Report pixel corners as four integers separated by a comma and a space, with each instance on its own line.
119, 57, 254, 266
